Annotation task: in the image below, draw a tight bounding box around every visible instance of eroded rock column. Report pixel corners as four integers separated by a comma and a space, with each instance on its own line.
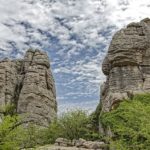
100, 18, 150, 112
0, 49, 57, 127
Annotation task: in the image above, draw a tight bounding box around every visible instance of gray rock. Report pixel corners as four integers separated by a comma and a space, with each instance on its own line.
82, 141, 105, 149
97, 18, 150, 136
0, 49, 57, 127
75, 138, 86, 147
55, 138, 106, 150
55, 138, 73, 147
99, 18, 150, 113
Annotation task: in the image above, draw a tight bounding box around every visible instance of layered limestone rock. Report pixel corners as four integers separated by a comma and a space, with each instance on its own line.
0, 49, 57, 126
100, 18, 150, 113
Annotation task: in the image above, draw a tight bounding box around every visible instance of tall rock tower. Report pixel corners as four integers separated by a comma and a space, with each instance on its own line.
100, 18, 150, 113
0, 49, 57, 127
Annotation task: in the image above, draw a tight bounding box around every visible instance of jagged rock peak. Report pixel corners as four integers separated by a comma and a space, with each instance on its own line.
100, 18, 150, 112
0, 49, 57, 127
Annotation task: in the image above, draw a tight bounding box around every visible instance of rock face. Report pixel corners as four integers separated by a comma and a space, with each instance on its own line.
0, 49, 57, 126
100, 18, 150, 112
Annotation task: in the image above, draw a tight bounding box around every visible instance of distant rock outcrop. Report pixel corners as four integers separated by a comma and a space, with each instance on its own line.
100, 18, 150, 112
0, 49, 57, 126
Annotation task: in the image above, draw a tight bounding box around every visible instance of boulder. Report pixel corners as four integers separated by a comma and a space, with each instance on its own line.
55, 138, 107, 150
55, 138, 73, 147
82, 141, 106, 149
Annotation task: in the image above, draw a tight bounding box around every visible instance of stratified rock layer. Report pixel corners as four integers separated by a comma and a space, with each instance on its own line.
0, 49, 57, 126
100, 18, 150, 112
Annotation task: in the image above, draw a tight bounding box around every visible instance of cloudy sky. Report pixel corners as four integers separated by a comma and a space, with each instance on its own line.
0, 0, 150, 113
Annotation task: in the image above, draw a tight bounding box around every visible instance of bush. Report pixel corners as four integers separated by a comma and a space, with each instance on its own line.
0, 105, 47, 149
101, 93, 150, 150
0, 115, 48, 149
0, 107, 101, 149
42, 120, 62, 144
90, 102, 102, 131
0, 115, 25, 150
20, 123, 47, 148
0, 104, 16, 116
44, 109, 101, 143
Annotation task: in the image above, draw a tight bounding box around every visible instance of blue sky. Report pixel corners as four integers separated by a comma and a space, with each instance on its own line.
0, 0, 150, 113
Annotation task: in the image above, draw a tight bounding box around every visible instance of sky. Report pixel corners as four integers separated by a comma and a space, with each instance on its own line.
0, 0, 150, 114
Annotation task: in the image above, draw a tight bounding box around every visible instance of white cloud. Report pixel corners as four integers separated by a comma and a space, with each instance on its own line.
0, 0, 150, 113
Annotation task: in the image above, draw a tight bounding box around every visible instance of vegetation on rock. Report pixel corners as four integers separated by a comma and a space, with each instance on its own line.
101, 93, 150, 150
0, 108, 101, 149
0, 105, 46, 150
2, 94, 150, 150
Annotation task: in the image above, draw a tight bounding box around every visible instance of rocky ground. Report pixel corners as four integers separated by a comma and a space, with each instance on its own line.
33, 145, 99, 150
25, 138, 107, 150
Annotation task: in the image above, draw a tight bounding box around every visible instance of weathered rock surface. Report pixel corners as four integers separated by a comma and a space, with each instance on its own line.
100, 18, 150, 112
23, 145, 102, 150
0, 49, 57, 126
22, 138, 107, 150
54, 138, 107, 150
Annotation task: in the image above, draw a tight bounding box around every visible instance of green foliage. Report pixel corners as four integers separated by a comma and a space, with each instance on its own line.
0, 115, 24, 150
20, 123, 46, 148
0, 114, 48, 149
44, 109, 101, 143
0, 107, 102, 149
90, 102, 102, 131
0, 104, 47, 149
101, 93, 150, 150
59, 110, 90, 140
42, 120, 62, 144
0, 104, 16, 116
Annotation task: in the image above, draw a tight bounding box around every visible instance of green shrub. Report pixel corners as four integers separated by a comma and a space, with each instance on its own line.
90, 102, 102, 131
44, 109, 101, 143
0, 105, 26, 150
0, 115, 25, 150
101, 93, 150, 150
0, 104, 16, 116
0, 115, 48, 149
0, 105, 46, 149
20, 123, 46, 148
59, 110, 90, 140
42, 120, 62, 144
0, 107, 102, 149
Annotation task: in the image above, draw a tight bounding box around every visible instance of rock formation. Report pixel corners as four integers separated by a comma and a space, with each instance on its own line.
0, 49, 57, 126
54, 138, 107, 150
100, 18, 150, 113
